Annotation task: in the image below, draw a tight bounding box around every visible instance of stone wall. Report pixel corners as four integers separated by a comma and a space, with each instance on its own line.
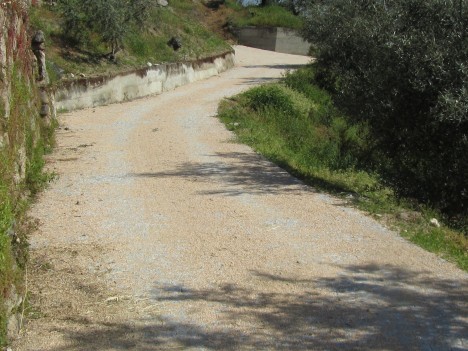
55, 51, 235, 111
233, 27, 310, 56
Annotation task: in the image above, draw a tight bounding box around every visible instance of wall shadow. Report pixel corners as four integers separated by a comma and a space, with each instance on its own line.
129, 151, 314, 196
47, 264, 467, 350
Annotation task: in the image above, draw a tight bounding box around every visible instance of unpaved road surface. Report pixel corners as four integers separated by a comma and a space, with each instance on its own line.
14, 46, 467, 350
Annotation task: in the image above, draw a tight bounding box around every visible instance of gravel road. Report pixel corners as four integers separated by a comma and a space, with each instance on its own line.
15, 46, 467, 351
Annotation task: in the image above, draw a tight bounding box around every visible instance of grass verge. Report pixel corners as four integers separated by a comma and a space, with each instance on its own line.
217, 66, 467, 271
226, 2, 303, 29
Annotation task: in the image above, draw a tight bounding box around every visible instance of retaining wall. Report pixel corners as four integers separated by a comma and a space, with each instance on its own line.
233, 27, 310, 56
55, 50, 235, 111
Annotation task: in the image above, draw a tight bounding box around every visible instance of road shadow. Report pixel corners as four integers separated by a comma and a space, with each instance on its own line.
47, 264, 467, 350
241, 64, 310, 70
237, 63, 310, 85
129, 151, 313, 196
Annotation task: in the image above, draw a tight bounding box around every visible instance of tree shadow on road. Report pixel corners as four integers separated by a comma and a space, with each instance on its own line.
238, 64, 310, 85
47, 264, 467, 350
129, 151, 316, 197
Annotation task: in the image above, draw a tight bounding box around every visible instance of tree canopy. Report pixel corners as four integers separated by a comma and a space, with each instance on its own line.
300, 0, 468, 216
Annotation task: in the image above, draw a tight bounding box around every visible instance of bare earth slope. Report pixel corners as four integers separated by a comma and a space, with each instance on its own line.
15, 46, 467, 351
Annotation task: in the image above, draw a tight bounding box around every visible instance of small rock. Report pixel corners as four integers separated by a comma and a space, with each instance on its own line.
79, 73, 85, 78
69, 73, 75, 78
430, 218, 441, 228
106, 296, 120, 302
233, 122, 240, 127
147, 62, 153, 67
157, 0, 168, 6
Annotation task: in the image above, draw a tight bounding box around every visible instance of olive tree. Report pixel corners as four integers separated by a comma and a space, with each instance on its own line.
59, 0, 155, 55
300, 0, 468, 217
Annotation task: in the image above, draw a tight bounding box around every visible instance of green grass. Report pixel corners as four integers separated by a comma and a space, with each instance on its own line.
218, 66, 468, 271
227, 3, 303, 29
30, 2, 231, 83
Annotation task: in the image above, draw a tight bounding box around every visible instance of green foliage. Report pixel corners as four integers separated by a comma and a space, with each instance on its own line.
301, 0, 468, 218
228, 3, 303, 29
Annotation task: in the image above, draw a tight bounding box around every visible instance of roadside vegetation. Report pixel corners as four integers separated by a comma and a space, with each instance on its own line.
219, 67, 467, 271
0, 61, 55, 346
30, 0, 231, 83
219, 0, 467, 270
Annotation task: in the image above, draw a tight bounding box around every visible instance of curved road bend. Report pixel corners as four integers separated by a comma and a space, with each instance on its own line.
16, 46, 467, 350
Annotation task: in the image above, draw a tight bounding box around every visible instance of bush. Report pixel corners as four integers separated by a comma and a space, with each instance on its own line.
234, 71, 369, 171
243, 85, 297, 114
301, 0, 468, 217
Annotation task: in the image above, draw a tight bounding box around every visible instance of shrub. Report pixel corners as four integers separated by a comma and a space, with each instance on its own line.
234, 70, 369, 171
243, 85, 297, 114
301, 0, 468, 217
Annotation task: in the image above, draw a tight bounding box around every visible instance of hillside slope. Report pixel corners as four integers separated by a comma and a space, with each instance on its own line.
30, 0, 233, 82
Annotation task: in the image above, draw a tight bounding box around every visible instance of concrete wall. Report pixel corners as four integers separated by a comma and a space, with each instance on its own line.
233, 27, 310, 56
233, 26, 277, 52
275, 28, 310, 56
55, 51, 235, 111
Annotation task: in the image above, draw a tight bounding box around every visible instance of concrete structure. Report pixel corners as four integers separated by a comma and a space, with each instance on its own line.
233, 27, 310, 56
55, 51, 235, 111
